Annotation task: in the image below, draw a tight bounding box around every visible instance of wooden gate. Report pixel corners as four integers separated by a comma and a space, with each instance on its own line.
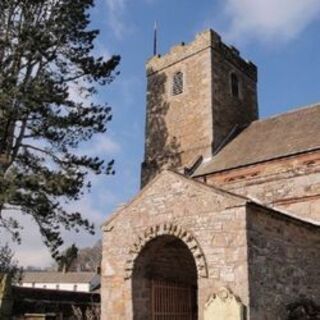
151, 280, 195, 320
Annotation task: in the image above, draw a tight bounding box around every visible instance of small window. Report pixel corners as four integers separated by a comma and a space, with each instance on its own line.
172, 71, 183, 96
231, 73, 240, 98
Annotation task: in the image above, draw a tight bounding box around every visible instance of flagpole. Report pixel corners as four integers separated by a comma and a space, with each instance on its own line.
153, 21, 157, 56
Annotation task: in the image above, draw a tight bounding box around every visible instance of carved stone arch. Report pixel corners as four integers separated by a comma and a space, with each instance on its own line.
125, 223, 208, 279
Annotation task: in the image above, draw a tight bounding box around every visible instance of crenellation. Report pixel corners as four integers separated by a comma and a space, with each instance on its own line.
146, 31, 213, 74
146, 29, 255, 78
217, 41, 257, 81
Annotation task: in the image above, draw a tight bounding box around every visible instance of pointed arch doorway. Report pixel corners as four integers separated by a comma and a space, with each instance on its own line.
132, 235, 198, 320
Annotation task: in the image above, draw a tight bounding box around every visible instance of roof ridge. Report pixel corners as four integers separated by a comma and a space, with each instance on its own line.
252, 101, 320, 124
193, 101, 320, 176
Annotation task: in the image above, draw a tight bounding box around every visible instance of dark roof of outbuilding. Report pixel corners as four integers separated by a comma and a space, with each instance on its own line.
22, 272, 97, 284
194, 103, 320, 176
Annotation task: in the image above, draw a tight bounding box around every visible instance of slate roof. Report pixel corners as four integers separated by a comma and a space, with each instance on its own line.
194, 103, 320, 176
22, 272, 97, 284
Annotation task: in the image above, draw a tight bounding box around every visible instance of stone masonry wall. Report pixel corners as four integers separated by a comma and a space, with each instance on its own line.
203, 150, 320, 222
246, 203, 320, 319
142, 32, 214, 187
141, 29, 258, 187
211, 44, 258, 151
101, 171, 250, 320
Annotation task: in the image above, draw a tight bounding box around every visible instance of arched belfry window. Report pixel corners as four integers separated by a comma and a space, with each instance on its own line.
172, 71, 184, 96
231, 73, 240, 98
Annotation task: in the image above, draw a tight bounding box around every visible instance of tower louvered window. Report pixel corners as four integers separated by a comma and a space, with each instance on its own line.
172, 71, 184, 96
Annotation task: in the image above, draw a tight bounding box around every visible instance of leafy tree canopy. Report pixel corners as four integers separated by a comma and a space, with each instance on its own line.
0, 243, 22, 282
72, 240, 101, 272
0, 0, 120, 258
57, 243, 78, 272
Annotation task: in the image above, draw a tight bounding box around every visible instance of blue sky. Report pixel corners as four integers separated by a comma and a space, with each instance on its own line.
10, 0, 320, 267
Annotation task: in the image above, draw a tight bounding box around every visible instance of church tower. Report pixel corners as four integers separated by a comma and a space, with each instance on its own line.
141, 29, 258, 187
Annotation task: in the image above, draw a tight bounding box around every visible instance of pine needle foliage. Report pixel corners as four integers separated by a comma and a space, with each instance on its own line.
0, 0, 120, 258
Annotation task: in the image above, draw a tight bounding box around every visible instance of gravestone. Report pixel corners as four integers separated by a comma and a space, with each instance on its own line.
204, 287, 244, 320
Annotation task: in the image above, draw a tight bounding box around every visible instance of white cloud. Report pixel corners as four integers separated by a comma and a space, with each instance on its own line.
91, 135, 121, 155
105, 0, 127, 12
1, 213, 53, 268
221, 0, 320, 44
105, 0, 156, 39
1, 193, 108, 268
16, 246, 53, 269
105, 0, 128, 39
95, 41, 111, 60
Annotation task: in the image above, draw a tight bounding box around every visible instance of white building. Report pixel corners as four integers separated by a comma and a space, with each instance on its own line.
20, 272, 100, 292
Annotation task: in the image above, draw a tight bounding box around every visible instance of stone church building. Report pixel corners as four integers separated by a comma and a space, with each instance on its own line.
101, 29, 320, 319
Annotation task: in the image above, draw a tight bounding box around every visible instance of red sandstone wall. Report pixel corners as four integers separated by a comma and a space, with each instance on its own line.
203, 151, 320, 222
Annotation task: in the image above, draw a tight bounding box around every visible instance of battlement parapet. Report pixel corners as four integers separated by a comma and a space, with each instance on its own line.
146, 29, 257, 81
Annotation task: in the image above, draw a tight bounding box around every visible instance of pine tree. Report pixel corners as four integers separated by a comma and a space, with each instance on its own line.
0, 0, 120, 258
57, 243, 78, 272
0, 243, 22, 282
